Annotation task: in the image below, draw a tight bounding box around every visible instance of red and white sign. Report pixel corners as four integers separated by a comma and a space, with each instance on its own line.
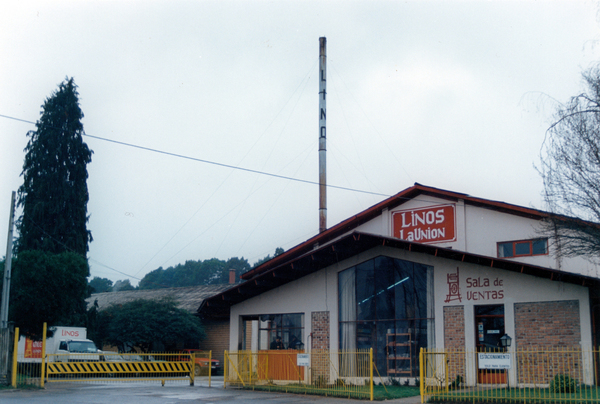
392, 204, 456, 243
60, 329, 80, 337
24, 338, 42, 358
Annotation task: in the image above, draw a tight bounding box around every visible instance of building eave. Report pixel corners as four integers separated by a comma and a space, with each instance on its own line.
199, 231, 598, 319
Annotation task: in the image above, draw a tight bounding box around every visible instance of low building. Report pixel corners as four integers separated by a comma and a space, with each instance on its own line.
88, 284, 232, 364
200, 183, 600, 384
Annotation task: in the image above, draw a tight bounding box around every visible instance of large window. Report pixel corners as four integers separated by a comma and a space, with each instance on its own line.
338, 256, 434, 377
497, 238, 548, 258
258, 313, 304, 350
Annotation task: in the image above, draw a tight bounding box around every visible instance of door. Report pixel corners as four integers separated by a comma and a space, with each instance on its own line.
475, 304, 506, 384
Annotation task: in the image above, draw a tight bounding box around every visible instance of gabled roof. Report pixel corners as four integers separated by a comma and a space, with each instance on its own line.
199, 230, 600, 319
198, 183, 600, 319
241, 183, 549, 281
87, 284, 232, 314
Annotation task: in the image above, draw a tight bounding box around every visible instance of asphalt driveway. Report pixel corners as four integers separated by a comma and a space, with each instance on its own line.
0, 377, 422, 404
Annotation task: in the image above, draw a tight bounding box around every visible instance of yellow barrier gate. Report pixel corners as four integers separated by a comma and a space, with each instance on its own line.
45, 353, 194, 384
46, 360, 191, 378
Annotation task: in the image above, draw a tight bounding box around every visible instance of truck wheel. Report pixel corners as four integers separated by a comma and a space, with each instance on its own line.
194, 365, 201, 377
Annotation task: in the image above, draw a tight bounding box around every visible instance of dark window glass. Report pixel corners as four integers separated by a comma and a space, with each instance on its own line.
338, 256, 432, 377
259, 313, 304, 350
356, 322, 375, 350
498, 243, 512, 258
498, 239, 548, 258
514, 242, 531, 256
375, 257, 395, 320
393, 259, 414, 320
532, 239, 547, 255
356, 261, 375, 320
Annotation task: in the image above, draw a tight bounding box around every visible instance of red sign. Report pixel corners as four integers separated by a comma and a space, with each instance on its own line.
24, 338, 42, 358
392, 204, 456, 243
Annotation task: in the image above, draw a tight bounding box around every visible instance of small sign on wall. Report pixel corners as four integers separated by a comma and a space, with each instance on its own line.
478, 353, 511, 369
297, 354, 310, 367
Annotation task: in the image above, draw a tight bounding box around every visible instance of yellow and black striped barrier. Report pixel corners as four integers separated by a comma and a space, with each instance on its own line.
45, 353, 194, 384
47, 360, 191, 376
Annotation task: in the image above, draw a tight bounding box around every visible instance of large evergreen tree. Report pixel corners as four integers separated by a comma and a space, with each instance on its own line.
16, 77, 93, 257
10, 250, 89, 337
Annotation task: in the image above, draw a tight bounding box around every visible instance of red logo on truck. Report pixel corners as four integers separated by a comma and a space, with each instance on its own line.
61, 330, 80, 337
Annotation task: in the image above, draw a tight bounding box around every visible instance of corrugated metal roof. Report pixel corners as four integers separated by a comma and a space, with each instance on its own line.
87, 284, 233, 314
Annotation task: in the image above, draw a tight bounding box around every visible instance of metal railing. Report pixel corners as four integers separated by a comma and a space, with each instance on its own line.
420, 347, 600, 403
224, 349, 374, 400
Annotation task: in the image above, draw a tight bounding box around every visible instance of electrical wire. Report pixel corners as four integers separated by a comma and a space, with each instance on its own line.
0, 113, 390, 198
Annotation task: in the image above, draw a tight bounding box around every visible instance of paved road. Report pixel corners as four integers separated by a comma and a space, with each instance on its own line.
0, 377, 422, 404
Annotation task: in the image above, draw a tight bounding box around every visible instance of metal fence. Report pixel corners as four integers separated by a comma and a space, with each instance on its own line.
224, 349, 374, 400
10, 328, 217, 388
420, 347, 600, 403
13, 351, 203, 387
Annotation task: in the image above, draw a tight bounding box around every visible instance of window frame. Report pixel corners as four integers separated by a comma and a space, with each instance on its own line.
497, 238, 548, 258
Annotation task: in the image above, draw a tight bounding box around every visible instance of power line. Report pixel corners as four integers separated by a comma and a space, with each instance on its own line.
1, 113, 391, 198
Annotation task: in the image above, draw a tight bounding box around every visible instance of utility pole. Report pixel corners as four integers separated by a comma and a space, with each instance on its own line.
319, 37, 327, 233
0, 191, 15, 329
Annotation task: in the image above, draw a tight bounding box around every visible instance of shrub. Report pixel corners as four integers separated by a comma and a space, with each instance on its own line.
550, 374, 578, 393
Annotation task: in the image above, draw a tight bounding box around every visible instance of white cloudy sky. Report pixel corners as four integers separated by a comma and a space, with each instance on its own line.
1, 0, 600, 285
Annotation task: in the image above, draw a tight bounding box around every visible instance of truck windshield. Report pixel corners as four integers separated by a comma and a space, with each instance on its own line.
68, 341, 97, 353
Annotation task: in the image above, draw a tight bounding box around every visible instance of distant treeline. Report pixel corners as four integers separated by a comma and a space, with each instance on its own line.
88, 248, 284, 293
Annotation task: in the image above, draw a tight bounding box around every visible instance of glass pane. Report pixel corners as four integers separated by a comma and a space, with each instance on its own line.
339, 267, 356, 322
393, 260, 414, 320
356, 261, 375, 320
375, 257, 395, 320
413, 263, 428, 319
532, 239, 547, 255
514, 242, 531, 256
498, 243, 513, 258
356, 322, 375, 350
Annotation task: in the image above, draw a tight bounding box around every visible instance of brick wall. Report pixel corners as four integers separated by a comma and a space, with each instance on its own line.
514, 300, 580, 348
514, 300, 582, 384
198, 318, 229, 365
311, 311, 330, 383
444, 306, 465, 349
444, 306, 465, 381
311, 311, 330, 350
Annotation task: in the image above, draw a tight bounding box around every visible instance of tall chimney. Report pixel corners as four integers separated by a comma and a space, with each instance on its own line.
318, 37, 327, 233
229, 268, 236, 285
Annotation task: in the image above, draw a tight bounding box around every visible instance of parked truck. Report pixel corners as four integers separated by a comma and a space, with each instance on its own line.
17, 326, 100, 363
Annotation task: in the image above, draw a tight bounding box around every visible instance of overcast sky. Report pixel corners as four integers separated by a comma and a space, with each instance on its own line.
2, 0, 600, 286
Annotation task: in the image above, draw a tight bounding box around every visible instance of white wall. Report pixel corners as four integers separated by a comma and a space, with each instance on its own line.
353, 194, 599, 279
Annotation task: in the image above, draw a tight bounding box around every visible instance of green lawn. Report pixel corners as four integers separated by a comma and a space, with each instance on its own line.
245, 382, 420, 400
429, 386, 600, 403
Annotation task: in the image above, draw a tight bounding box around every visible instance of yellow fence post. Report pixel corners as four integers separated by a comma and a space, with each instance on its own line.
208, 350, 212, 388
419, 348, 424, 403
369, 347, 373, 401
190, 351, 194, 386
224, 350, 228, 389
40, 322, 47, 388
11, 327, 19, 388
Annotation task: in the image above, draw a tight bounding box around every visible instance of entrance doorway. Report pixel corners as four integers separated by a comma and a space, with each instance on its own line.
475, 304, 506, 384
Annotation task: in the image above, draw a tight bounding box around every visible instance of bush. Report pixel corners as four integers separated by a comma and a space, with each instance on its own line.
550, 374, 578, 393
